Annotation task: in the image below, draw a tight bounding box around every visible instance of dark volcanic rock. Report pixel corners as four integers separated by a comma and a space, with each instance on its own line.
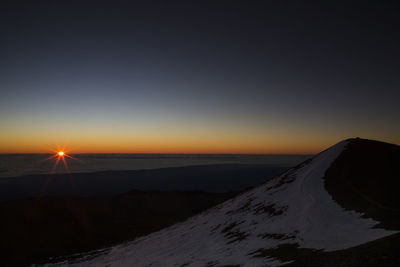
324, 138, 400, 229
0, 190, 237, 266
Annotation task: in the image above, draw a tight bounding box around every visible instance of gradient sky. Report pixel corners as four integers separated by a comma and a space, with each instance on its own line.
1, 1, 399, 153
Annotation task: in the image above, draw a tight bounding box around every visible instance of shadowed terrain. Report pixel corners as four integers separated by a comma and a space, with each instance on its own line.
324, 138, 400, 229
273, 138, 400, 266
0, 164, 285, 266
0, 190, 237, 266
0, 164, 286, 200
287, 232, 400, 267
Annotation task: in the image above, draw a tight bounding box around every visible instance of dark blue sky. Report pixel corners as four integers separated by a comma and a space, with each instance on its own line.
1, 1, 399, 153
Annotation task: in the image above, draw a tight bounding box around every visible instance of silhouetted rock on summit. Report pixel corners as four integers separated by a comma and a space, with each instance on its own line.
45, 138, 399, 267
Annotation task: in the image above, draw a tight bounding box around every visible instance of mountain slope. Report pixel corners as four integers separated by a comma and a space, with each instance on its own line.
46, 139, 398, 266
324, 138, 400, 230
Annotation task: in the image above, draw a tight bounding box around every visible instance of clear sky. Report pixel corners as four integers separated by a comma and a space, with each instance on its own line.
0, 1, 399, 153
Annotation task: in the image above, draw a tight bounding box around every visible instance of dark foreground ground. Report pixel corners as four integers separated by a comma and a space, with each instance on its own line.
287, 232, 400, 267
0, 164, 285, 266
0, 190, 237, 266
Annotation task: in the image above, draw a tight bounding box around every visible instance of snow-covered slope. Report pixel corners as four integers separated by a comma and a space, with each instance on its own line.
47, 140, 397, 266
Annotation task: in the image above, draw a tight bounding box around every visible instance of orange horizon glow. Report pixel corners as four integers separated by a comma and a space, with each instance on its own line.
0, 139, 337, 155
0, 145, 320, 155
1, 132, 398, 155
1, 105, 399, 155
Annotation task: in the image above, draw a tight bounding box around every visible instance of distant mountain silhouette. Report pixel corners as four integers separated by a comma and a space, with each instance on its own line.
0, 164, 286, 200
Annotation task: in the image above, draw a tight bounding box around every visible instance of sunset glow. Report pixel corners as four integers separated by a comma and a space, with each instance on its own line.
0, 1, 398, 155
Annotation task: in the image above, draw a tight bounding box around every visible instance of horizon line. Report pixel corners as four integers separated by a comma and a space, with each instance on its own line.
0, 152, 315, 156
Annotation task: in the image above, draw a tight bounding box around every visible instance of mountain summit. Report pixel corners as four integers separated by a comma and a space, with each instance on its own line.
49, 138, 399, 266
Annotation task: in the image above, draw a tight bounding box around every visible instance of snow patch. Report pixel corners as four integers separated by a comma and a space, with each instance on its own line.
42, 141, 397, 267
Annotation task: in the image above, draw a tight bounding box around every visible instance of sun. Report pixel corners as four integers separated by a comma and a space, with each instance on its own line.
44, 146, 78, 173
